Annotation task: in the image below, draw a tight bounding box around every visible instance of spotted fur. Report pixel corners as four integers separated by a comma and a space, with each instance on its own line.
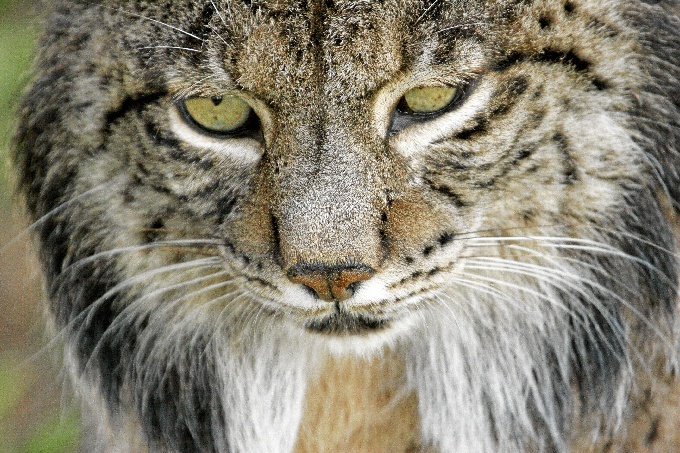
14, 0, 680, 451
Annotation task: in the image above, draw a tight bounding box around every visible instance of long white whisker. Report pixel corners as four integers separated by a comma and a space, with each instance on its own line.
1, 184, 110, 255
506, 244, 672, 302
93, 3, 204, 41
57, 239, 222, 278
437, 22, 487, 34
30, 258, 223, 365
463, 261, 617, 326
129, 270, 232, 310
49, 239, 222, 303
78, 257, 221, 327
137, 45, 202, 53
124, 284, 242, 358
462, 259, 641, 367
466, 235, 677, 287
79, 265, 231, 374
415, 0, 443, 25
588, 224, 679, 259
210, 0, 228, 27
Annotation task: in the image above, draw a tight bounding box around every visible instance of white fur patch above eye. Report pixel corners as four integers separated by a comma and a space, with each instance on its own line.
390, 82, 494, 156
168, 106, 263, 165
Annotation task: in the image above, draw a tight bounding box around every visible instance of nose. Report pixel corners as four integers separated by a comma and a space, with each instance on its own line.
287, 263, 375, 302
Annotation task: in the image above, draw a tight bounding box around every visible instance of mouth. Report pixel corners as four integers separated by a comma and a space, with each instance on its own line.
304, 304, 390, 335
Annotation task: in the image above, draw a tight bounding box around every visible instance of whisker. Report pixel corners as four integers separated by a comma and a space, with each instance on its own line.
499, 246, 677, 347
74, 257, 222, 333
445, 276, 529, 314
91, 3, 204, 41
194, 289, 253, 355
57, 239, 222, 278
430, 292, 466, 330
172, 74, 218, 101
136, 45, 202, 53
461, 259, 644, 366
245, 304, 268, 334
449, 273, 606, 352
505, 243, 673, 300
1, 183, 110, 256
207, 1, 230, 46
210, 0, 227, 28
232, 295, 262, 331
27, 257, 224, 365
461, 260, 609, 321
442, 269, 634, 380
411, 298, 434, 334
415, 0, 443, 25
465, 235, 677, 287
437, 22, 488, 34
76, 265, 230, 374
48, 239, 222, 303
444, 223, 562, 241
588, 224, 679, 259
455, 268, 575, 319
118, 282, 240, 350
129, 270, 232, 310
464, 257, 622, 317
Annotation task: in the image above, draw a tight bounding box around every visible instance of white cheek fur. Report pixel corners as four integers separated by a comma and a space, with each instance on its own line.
279, 282, 321, 309
347, 276, 392, 307
168, 106, 263, 165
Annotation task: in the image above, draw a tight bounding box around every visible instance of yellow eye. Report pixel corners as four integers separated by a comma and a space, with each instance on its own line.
181, 95, 255, 135
398, 85, 461, 115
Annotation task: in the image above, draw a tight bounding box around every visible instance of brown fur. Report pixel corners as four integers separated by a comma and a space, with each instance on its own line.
295, 352, 425, 453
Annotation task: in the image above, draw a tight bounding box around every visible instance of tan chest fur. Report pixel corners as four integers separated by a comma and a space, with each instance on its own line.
294, 351, 430, 453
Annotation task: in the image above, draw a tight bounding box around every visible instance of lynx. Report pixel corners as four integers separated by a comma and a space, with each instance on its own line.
14, 0, 680, 451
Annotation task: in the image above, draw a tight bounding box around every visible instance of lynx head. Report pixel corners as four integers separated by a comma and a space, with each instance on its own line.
14, 0, 680, 451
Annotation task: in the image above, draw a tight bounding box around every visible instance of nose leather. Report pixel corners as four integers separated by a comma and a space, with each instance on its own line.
287, 265, 375, 302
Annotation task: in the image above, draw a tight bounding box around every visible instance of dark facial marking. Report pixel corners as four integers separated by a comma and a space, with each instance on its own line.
539, 14, 553, 29
145, 120, 182, 150
424, 177, 469, 208
145, 218, 165, 243
553, 133, 579, 184
305, 309, 388, 335
104, 92, 166, 137
438, 232, 456, 246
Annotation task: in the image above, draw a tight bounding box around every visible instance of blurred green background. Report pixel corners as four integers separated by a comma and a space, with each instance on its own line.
0, 0, 81, 451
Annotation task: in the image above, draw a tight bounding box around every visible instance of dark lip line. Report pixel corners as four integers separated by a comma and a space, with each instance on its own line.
303, 309, 392, 336
298, 299, 388, 334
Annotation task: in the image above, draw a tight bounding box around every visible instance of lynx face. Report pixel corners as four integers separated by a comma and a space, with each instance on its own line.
15, 0, 680, 451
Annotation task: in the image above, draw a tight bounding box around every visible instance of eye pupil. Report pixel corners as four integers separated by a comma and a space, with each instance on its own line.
211, 96, 223, 106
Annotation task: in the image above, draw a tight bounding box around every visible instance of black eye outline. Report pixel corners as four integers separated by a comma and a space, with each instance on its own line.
389, 80, 475, 135
177, 95, 263, 140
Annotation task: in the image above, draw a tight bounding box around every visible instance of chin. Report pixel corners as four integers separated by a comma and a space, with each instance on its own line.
293, 306, 419, 357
